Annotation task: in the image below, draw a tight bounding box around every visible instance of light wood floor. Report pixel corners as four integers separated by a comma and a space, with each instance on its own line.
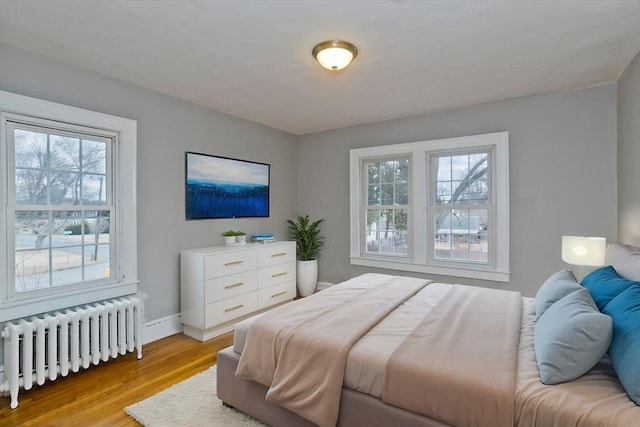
0, 332, 233, 427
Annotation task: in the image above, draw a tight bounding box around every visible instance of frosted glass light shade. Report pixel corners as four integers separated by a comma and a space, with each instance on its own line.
561, 236, 606, 266
312, 40, 358, 71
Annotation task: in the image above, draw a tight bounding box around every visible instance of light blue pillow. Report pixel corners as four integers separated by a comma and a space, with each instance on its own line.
534, 288, 613, 385
535, 269, 582, 320
603, 284, 640, 405
581, 265, 639, 311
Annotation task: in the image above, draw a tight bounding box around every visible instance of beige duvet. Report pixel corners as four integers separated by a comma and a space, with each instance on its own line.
233, 273, 640, 427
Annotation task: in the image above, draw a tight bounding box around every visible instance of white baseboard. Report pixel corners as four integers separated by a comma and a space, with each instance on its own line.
317, 281, 334, 291
142, 313, 183, 344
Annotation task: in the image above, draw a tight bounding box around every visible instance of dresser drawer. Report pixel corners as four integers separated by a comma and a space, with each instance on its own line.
258, 262, 296, 289
258, 281, 296, 309
205, 293, 258, 328
204, 250, 257, 279
258, 243, 295, 268
205, 270, 258, 304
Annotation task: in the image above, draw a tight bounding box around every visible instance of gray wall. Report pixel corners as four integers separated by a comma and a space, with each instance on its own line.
0, 41, 627, 311
617, 51, 640, 247
298, 83, 618, 297
0, 43, 299, 322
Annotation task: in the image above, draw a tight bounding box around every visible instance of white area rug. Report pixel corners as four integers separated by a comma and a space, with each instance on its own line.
125, 366, 266, 426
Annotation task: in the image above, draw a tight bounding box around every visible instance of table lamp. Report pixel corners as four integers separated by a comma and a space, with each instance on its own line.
561, 235, 606, 281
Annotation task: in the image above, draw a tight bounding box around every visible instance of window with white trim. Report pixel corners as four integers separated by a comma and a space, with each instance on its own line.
0, 91, 138, 321
349, 132, 510, 282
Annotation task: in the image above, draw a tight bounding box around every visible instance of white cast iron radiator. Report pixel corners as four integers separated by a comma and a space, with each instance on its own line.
1, 296, 143, 409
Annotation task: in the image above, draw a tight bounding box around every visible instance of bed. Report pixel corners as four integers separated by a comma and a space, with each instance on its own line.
216, 243, 640, 426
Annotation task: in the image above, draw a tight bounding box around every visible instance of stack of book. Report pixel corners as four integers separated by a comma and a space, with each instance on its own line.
251, 234, 275, 243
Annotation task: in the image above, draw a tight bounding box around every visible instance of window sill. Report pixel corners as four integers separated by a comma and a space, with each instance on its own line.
350, 257, 510, 283
0, 280, 139, 322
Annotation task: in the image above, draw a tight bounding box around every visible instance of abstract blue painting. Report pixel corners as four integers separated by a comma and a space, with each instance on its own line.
185, 152, 270, 219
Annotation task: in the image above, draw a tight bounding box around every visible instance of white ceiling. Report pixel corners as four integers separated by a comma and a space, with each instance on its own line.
1, 0, 639, 135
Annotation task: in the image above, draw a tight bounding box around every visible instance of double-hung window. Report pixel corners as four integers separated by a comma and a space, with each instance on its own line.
350, 132, 509, 282
0, 91, 138, 321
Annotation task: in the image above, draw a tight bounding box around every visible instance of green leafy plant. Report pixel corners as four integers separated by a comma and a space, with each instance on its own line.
222, 230, 244, 237
286, 214, 325, 261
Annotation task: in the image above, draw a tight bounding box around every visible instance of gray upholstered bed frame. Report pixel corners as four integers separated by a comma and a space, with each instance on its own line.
217, 347, 447, 427
216, 243, 640, 427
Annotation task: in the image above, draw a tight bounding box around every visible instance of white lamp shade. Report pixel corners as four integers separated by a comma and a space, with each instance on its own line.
315, 47, 354, 70
561, 236, 606, 266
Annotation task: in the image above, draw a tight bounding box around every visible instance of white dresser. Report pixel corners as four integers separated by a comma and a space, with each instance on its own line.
180, 241, 296, 341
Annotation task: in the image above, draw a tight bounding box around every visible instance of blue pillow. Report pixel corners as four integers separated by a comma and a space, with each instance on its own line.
603, 284, 640, 405
581, 265, 639, 311
535, 269, 582, 320
534, 288, 613, 385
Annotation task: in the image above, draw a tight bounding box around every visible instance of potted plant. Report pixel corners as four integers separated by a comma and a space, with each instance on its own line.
235, 231, 246, 244
286, 214, 324, 296
222, 230, 239, 245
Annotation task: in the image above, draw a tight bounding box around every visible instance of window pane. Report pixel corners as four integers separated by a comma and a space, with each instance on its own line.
14, 129, 47, 169
395, 183, 408, 204
15, 250, 50, 291
435, 152, 488, 207
436, 156, 451, 181
451, 155, 469, 180
380, 184, 394, 205
82, 174, 107, 204
82, 139, 107, 174
367, 184, 380, 205
51, 247, 84, 286
50, 172, 80, 204
436, 182, 451, 205
15, 210, 48, 250
52, 210, 84, 247
83, 211, 110, 244
469, 178, 488, 204
50, 134, 80, 172
15, 168, 48, 204
365, 208, 407, 255
367, 162, 379, 182
433, 208, 488, 263
84, 244, 111, 281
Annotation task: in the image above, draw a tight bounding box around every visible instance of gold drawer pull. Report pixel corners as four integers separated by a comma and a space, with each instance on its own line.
224, 282, 244, 289
271, 291, 288, 298
224, 304, 244, 312
224, 260, 244, 266
271, 252, 287, 257
271, 272, 287, 278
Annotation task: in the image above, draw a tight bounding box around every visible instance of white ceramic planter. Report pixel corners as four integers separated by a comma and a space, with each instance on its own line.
296, 259, 318, 297
236, 235, 246, 244
223, 235, 236, 245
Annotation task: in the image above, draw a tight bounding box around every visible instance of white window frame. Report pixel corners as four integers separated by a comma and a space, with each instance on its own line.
0, 90, 138, 321
350, 131, 510, 282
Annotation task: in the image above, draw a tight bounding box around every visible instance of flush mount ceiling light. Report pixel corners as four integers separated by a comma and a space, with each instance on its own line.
312, 40, 358, 71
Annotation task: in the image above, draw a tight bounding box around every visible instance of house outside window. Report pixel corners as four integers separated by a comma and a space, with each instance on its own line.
349, 132, 509, 282
0, 91, 138, 321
